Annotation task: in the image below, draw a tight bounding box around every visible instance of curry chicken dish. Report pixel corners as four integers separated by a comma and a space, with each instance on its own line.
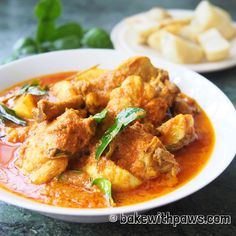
0, 56, 214, 208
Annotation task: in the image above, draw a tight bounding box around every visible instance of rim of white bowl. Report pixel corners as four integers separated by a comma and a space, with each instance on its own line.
0, 49, 235, 216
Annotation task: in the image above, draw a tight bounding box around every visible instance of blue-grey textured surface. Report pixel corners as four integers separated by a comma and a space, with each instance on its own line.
0, 0, 235, 235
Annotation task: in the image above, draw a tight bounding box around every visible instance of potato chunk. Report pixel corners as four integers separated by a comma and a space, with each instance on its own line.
157, 114, 197, 151
13, 94, 36, 119
83, 157, 142, 191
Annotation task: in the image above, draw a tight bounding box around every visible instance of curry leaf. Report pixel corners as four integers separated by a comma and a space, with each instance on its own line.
35, 0, 62, 21
17, 84, 48, 96
116, 108, 146, 127
51, 35, 81, 50
0, 104, 26, 126
95, 122, 122, 160
92, 178, 114, 204
93, 109, 108, 123
82, 28, 113, 48
95, 108, 146, 160
52, 22, 83, 41
36, 21, 56, 43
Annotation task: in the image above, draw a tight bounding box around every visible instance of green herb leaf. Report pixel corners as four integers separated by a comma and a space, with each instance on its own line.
95, 108, 146, 160
93, 109, 108, 123
52, 22, 83, 41
116, 108, 146, 127
0, 117, 4, 126
17, 84, 48, 96
0, 104, 26, 126
92, 178, 114, 204
13, 37, 38, 52
35, 0, 62, 21
50, 35, 81, 50
95, 122, 122, 160
82, 28, 113, 49
36, 21, 56, 43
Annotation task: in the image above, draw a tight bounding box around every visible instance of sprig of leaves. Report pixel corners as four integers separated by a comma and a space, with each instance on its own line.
95, 108, 146, 160
0, 103, 26, 126
2, 0, 113, 64
92, 178, 114, 204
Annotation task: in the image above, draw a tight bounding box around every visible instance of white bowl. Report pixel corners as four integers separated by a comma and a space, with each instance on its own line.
0, 49, 235, 223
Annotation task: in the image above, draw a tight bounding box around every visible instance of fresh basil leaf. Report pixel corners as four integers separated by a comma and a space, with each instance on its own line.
81, 28, 113, 49
17, 84, 48, 96
92, 178, 114, 204
93, 109, 108, 123
0, 104, 26, 126
95, 108, 146, 160
50, 35, 81, 50
35, 0, 62, 21
52, 22, 83, 41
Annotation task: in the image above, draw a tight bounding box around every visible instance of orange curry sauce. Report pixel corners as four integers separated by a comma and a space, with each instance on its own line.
0, 72, 215, 208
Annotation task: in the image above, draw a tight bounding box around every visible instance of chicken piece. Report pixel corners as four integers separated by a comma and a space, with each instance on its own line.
33, 96, 85, 122
157, 114, 197, 151
111, 123, 179, 181
73, 56, 166, 113
173, 93, 200, 116
107, 76, 144, 118
51, 80, 78, 101
107, 75, 179, 126
17, 109, 96, 184
82, 156, 142, 191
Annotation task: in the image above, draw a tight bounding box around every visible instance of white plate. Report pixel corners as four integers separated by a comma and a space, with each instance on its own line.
111, 9, 236, 73
0, 49, 235, 223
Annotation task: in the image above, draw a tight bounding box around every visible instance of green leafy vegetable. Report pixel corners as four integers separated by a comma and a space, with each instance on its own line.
13, 37, 38, 53
82, 28, 113, 48
51, 35, 81, 50
0, 117, 4, 126
2, 0, 113, 64
17, 83, 48, 96
52, 22, 83, 41
92, 178, 114, 204
36, 21, 56, 43
95, 108, 146, 160
0, 103, 26, 126
35, 0, 62, 21
93, 109, 108, 123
